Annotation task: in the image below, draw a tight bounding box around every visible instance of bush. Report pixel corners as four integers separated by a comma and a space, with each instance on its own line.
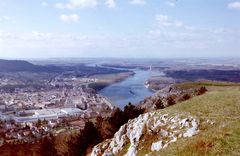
123, 102, 144, 120
167, 97, 176, 106
105, 103, 145, 138
179, 94, 191, 102
196, 87, 208, 95
108, 103, 144, 129
108, 108, 126, 133
40, 135, 58, 156
67, 122, 102, 156
154, 99, 164, 109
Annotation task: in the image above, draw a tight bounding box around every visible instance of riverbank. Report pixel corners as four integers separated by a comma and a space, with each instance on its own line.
88, 71, 135, 91
145, 76, 185, 91
99, 69, 164, 108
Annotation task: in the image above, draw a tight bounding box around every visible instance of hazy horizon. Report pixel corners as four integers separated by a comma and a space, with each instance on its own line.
2, 56, 240, 60
0, 0, 240, 58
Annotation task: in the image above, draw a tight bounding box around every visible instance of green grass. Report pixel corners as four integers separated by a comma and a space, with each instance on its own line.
137, 82, 240, 156
175, 81, 240, 91
117, 143, 131, 156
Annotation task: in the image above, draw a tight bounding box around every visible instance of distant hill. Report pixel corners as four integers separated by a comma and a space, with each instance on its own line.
0, 59, 61, 72
165, 69, 240, 82
0, 59, 128, 75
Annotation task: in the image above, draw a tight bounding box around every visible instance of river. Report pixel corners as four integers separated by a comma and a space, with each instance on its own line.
99, 69, 164, 109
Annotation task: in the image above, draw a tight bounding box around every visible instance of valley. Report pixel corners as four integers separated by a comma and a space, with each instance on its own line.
0, 58, 239, 156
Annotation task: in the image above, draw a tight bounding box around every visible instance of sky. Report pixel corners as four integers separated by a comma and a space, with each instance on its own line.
0, 0, 240, 59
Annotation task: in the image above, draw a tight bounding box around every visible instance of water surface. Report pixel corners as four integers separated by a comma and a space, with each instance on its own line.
99, 69, 164, 109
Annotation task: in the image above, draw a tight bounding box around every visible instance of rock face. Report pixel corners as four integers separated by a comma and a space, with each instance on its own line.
151, 141, 163, 152
91, 111, 200, 156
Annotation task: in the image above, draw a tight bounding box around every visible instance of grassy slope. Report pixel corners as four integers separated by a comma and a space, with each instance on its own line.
138, 82, 240, 156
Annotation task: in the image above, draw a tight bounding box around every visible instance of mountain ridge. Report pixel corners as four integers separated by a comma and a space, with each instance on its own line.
0, 59, 61, 72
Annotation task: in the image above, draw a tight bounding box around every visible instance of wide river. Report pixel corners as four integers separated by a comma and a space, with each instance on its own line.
99, 69, 164, 109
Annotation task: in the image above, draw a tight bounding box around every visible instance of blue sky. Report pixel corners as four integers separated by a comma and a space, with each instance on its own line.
0, 0, 240, 58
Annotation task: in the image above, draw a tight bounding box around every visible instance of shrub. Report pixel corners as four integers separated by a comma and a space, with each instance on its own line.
154, 99, 164, 109
40, 135, 58, 156
167, 97, 176, 106
197, 87, 208, 95
67, 122, 102, 156
108, 108, 126, 133
123, 102, 144, 120
179, 94, 191, 102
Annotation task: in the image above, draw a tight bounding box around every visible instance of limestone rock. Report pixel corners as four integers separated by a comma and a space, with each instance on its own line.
91, 112, 200, 156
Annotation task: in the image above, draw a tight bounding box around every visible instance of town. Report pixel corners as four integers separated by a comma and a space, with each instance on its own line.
0, 74, 115, 145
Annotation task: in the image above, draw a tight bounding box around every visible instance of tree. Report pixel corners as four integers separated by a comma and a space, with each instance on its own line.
154, 98, 164, 109
103, 103, 145, 140
179, 94, 191, 102
36, 119, 42, 128
39, 135, 58, 156
110, 108, 124, 125
67, 122, 102, 156
124, 102, 144, 120
167, 97, 176, 106
42, 118, 48, 125
0, 119, 5, 128
196, 86, 208, 95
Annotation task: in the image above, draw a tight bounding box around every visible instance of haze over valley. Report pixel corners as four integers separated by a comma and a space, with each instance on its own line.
0, 0, 240, 156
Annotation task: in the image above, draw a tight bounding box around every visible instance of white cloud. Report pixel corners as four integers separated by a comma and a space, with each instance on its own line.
55, 0, 98, 9
105, 0, 116, 8
155, 14, 183, 28
60, 14, 80, 23
149, 13, 240, 52
130, 0, 146, 5
0, 16, 10, 22
228, 1, 240, 10
175, 21, 183, 27
55, 3, 65, 9
166, 1, 175, 7
41, 1, 48, 7
1, 28, 240, 58
155, 14, 171, 27
0, 16, 15, 23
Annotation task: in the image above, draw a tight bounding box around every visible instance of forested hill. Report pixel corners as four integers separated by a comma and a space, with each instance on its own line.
0, 59, 61, 72
0, 59, 128, 76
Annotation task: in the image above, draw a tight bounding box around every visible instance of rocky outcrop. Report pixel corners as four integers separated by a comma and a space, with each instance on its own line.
138, 84, 196, 112
91, 111, 200, 156
145, 76, 185, 92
